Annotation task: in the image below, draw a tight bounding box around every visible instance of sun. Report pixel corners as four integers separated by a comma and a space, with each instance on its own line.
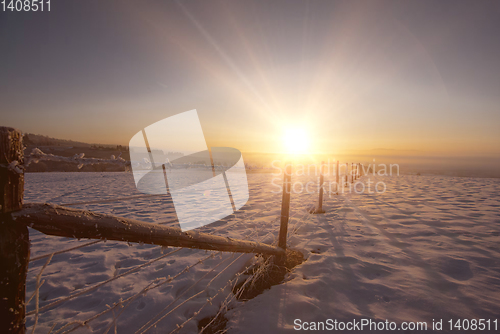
283, 127, 310, 154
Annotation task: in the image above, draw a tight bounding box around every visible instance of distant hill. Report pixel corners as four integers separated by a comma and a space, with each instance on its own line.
23, 133, 93, 147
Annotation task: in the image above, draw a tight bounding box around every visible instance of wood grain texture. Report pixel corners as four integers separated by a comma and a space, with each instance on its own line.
0, 127, 24, 213
0, 126, 28, 333
13, 203, 284, 256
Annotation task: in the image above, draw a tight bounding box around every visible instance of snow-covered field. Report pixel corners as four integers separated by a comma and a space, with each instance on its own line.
24, 172, 500, 333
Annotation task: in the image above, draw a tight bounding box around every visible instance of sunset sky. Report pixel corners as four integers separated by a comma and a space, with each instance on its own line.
1, 0, 500, 157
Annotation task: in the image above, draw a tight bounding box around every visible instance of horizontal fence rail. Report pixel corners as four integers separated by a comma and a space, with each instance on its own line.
13, 203, 284, 256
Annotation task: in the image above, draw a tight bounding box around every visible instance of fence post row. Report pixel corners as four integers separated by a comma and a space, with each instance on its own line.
0, 127, 29, 334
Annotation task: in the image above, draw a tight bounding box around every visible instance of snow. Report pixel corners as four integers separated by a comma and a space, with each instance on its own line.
7, 160, 23, 174
23, 172, 500, 333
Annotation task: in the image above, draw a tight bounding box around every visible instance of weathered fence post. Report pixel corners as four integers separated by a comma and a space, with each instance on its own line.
278, 163, 291, 251
313, 161, 325, 214
345, 163, 348, 185
0, 127, 29, 333
336, 160, 339, 193
351, 163, 353, 182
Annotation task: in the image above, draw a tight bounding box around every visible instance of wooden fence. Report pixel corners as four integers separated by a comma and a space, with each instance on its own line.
0, 126, 364, 333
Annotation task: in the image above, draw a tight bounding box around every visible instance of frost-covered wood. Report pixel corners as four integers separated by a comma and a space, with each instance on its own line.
313, 162, 325, 214
0, 127, 24, 212
0, 126, 29, 334
278, 164, 292, 250
13, 203, 284, 256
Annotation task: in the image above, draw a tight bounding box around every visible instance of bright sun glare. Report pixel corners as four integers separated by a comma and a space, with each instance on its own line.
283, 127, 310, 154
